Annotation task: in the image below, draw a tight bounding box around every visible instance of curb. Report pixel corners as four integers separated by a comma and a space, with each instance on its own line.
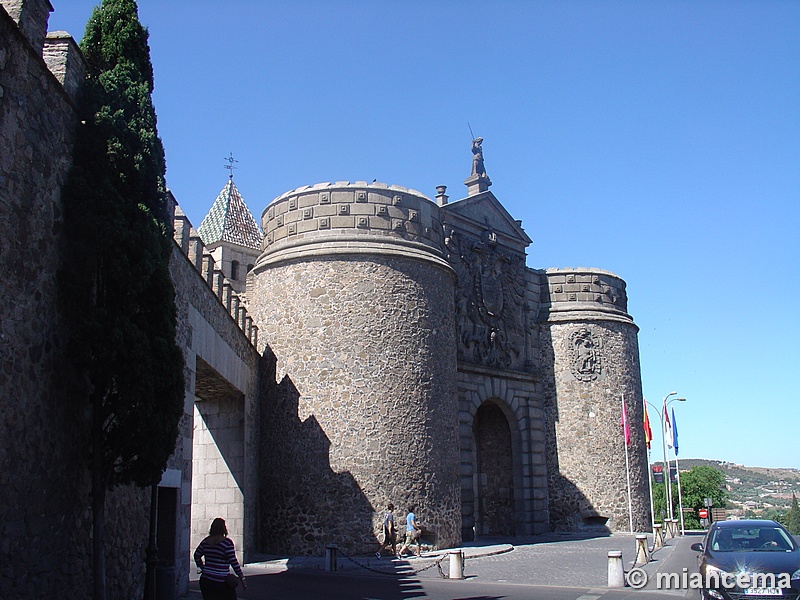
245, 543, 515, 571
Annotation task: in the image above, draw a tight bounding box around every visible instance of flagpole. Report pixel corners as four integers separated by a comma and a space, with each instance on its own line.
647, 446, 655, 531
675, 453, 685, 535
662, 395, 674, 524
644, 398, 656, 532
623, 394, 634, 533
672, 407, 685, 535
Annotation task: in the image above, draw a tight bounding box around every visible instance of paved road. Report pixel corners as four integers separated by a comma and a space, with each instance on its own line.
187, 532, 703, 599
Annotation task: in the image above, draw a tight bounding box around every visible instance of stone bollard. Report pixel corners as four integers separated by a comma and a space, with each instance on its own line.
666, 519, 675, 539
325, 544, 338, 572
608, 551, 625, 588
673, 518, 681, 536
635, 534, 649, 565
653, 524, 664, 550
449, 550, 464, 580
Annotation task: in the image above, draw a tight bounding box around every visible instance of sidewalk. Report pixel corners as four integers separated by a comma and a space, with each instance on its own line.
233, 529, 694, 586
238, 541, 514, 575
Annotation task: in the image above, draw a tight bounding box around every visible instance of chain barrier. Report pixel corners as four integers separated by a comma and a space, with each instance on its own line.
338, 550, 451, 578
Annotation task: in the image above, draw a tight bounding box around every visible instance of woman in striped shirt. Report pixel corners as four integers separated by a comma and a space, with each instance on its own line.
194, 518, 247, 599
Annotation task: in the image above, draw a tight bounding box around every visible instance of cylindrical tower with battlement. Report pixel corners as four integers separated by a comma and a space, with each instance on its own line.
247, 182, 461, 555
538, 268, 651, 532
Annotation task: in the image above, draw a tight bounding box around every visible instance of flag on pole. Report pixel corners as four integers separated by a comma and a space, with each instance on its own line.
643, 401, 653, 449
621, 397, 631, 446
671, 407, 679, 456
664, 400, 673, 449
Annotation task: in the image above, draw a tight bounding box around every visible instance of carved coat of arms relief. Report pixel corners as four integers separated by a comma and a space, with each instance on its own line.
445, 228, 527, 369
567, 327, 602, 381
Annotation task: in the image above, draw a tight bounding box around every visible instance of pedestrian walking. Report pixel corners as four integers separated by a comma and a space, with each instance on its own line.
376, 503, 397, 557
194, 518, 247, 599
397, 506, 422, 558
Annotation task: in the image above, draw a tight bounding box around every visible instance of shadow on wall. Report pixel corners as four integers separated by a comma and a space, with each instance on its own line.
539, 331, 612, 535
542, 396, 613, 533
547, 473, 613, 533
194, 356, 246, 491
539, 319, 652, 534
258, 347, 376, 557
543, 395, 612, 533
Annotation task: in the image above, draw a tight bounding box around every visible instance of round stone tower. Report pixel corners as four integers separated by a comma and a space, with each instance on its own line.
539, 268, 651, 532
248, 182, 461, 555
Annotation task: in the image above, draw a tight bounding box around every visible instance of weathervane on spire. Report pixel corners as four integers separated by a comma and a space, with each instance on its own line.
224, 152, 238, 179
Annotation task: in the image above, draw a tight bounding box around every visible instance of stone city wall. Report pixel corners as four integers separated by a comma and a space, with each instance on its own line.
1, 6, 262, 594
0, 7, 151, 597
250, 183, 461, 555
539, 269, 650, 532
168, 204, 262, 596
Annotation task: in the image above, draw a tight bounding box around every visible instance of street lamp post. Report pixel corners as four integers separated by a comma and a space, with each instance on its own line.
645, 393, 686, 530
658, 392, 678, 521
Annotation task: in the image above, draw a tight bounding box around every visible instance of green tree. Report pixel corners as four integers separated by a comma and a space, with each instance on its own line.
786, 494, 800, 535
679, 465, 727, 529
652, 475, 681, 525
59, 1, 184, 597
652, 481, 670, 524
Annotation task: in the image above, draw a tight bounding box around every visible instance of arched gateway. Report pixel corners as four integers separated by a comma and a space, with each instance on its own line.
474, 401, 516, 536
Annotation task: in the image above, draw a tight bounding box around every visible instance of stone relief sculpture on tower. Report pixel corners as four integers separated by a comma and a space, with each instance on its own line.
568, 327, 602, 382
446, 229, 526, 370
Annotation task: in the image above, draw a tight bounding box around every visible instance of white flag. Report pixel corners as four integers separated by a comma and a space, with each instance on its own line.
663, 400, 673, 449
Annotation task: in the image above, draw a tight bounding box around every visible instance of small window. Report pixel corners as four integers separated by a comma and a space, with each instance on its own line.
231, 260, 240, 280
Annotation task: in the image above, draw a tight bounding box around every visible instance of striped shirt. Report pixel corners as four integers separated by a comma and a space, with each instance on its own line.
193, 537, 244, 582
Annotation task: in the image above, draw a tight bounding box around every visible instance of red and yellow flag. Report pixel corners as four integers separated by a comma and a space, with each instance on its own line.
643, 401, 653, 450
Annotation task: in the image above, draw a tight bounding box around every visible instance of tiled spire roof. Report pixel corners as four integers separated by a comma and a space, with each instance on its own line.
197, 179, 262, 249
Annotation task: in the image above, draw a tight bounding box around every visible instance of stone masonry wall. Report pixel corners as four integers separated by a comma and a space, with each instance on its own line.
0, 8, 153, 598
250, 252, 461, 555
168, 223, 261, 596
539, 269, 650, 532
250, 183, 460, 555
191, 396, 246, 560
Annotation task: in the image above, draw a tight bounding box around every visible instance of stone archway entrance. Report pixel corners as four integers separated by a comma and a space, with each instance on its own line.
473, 402, 515, 536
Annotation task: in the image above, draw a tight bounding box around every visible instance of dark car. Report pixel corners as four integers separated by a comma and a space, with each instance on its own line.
692, 520, 800, 600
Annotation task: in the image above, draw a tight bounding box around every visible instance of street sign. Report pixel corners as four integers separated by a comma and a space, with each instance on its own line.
711, 508, 726, 522
699, 508, 709, 519
652, 465, 664, 484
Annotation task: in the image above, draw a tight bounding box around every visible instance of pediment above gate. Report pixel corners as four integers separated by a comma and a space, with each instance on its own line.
441, 191, 532, 254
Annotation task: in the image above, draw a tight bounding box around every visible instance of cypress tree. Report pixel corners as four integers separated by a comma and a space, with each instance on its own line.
59, 1, 184, 597
787, 494, 800, 535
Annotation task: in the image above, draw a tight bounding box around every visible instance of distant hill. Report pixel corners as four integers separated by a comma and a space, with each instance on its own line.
662, 458, 800, 516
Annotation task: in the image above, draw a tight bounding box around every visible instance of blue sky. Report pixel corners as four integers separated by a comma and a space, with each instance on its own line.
48, 1, 799, 469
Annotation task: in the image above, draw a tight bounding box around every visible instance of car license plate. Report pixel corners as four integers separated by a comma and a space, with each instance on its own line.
744, 589, 782, 596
